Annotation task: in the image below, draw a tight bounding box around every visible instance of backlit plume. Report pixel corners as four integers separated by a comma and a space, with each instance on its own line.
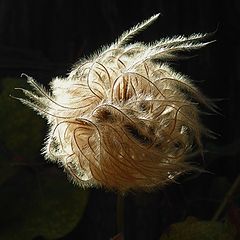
15, 14, 213, 192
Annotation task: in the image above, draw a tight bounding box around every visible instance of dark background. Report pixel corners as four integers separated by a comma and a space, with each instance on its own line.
0, 0, 240, 239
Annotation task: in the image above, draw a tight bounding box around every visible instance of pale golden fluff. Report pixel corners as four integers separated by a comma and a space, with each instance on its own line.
14, 14, 214, 192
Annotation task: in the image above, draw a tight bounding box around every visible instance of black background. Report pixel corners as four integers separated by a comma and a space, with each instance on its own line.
0, 0, 240, 239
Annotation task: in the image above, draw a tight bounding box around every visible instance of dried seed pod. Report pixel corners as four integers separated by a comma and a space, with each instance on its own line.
15, 14, 214, 192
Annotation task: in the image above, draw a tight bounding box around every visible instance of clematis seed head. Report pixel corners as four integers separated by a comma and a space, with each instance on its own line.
15, 14, 214, 192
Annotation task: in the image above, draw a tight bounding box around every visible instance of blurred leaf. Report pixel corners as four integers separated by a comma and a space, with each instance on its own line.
0, 77, 45, 159
0, 77, 46, 187
0, 158, 18, 185
160, 217, 236, 240
0, 167, 89, 240
0, 77, 89, 239
227, 205, 240, 237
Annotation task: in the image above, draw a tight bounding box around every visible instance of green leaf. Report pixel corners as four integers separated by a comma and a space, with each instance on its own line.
0, 77, 89, 239
0, 77, 45, 159
0, 167, 89, 240
160, 217, 237, 240
0, 77, 46, 197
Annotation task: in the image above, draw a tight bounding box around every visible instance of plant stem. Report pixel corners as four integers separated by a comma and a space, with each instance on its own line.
116, 193, 125, 233
212, 174, 240, 221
